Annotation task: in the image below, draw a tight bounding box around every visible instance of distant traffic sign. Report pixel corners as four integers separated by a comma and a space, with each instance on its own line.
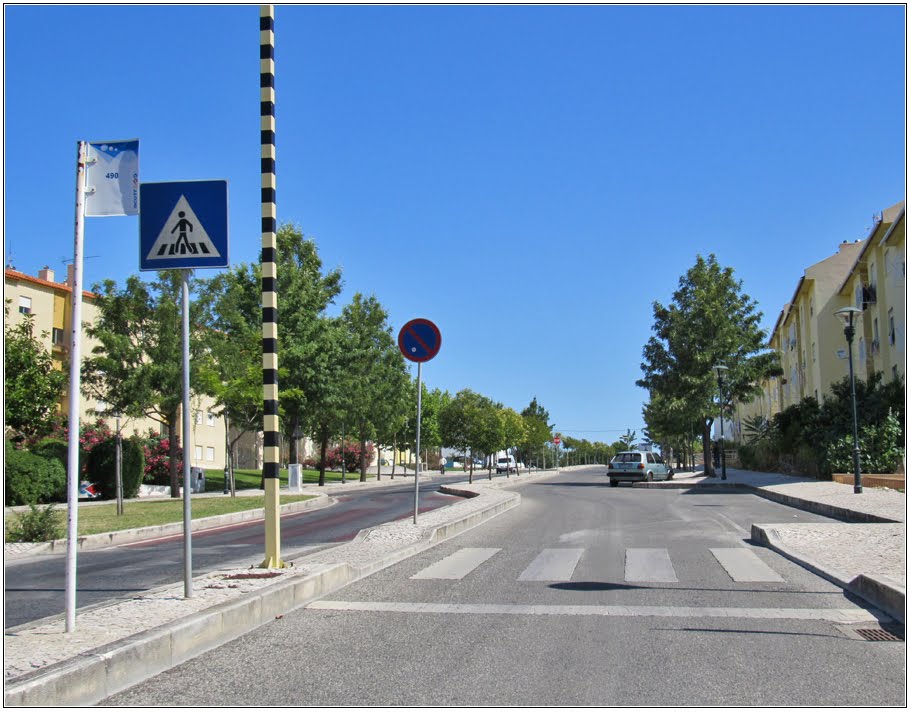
398, 319, 442, 363
139, 180, 228, 271
554, 436, 561, 445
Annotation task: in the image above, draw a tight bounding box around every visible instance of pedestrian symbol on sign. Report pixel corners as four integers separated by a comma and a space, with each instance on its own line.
145, 195, 222, 261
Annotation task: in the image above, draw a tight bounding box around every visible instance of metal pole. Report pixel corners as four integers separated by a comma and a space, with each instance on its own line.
719, 381, 727, 480
846, 326, 863, 494
414, 362, 422, 524
65, 140, 88, 632
182, 269, 193, 597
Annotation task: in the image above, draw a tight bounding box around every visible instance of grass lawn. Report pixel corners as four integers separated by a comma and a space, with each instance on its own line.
203, 467, 380, 491
74, 494, 317, 536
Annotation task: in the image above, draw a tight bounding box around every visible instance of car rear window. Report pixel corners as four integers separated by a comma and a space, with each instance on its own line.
612, 452, 642, 463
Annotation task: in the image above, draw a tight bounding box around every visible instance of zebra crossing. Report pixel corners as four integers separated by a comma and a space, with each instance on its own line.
409, 545, 787, 584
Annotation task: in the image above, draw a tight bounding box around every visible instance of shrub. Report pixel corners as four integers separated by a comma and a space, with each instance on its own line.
86, 436, 146, 500
5, 440, 67, 505
327, 442, 376, 472
143, 437, 182, 486
825, 410, 905, 475
5, 503, 64, 543
31, 438, 68, 467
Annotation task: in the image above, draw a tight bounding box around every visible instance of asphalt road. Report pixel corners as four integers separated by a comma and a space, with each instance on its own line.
101, 466, 905, 707
4, 475, 485, 629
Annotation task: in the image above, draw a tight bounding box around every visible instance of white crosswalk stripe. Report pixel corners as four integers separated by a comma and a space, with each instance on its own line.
411, 548, 501, 580
710, 547, 785, 582
518, 548, 585, 581
625, 548, 679, 582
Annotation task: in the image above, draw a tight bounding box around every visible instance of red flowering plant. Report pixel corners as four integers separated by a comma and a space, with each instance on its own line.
43, 418, 112, 475
327, 442, 376, 473
143, 430, 183, 486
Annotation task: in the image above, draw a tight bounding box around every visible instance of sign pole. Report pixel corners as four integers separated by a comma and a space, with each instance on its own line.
181, 269, 194, 597
65, 140, 88, 633
414, 362, 422, 524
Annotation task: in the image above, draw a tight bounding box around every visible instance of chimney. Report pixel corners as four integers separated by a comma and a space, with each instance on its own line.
38, 266, 55, 282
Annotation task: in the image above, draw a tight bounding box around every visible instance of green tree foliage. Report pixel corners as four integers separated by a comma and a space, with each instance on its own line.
339, 293, 410, 481
519, 397, 553, 466
638, 254, 780, 474
498, 407, 527, 475
82, 271, 208, 497
4, 306, 67, 442
5, 504, 64, 543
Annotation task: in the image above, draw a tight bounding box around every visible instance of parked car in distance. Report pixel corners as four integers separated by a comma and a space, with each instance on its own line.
607, 451, 673, 487
496, 455, 516, 473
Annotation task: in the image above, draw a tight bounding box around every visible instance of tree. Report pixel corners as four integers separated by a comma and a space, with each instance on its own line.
270, 225, 342, 486
338, 293, 410, 481
519, 397, 553, 467
197, 262, 264, 494
440, 389, 473, 477
82, 271, 206, 497
638, 254, 780, 475
618, 429, 637, 451
499, 407, 527, 475
4, 306, 67, 442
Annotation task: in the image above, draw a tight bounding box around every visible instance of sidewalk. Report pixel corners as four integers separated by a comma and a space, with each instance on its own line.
4, 466, 906, 706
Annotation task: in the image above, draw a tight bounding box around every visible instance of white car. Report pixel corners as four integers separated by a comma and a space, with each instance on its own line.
608, 451, 673, 486
496, 456, 516, 473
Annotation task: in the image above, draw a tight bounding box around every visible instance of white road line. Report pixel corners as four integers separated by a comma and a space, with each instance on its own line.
411, 548, 501, 580
625, 548, 678, 583
518, 548, 585, 581
711, 548, 785, 582
306, 600, 878, 623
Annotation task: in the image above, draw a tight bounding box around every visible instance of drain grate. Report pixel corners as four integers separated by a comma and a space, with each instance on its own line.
855, 627, 903, 642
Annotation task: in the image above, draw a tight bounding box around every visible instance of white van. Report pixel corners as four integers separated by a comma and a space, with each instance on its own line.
496, 455, 516, 473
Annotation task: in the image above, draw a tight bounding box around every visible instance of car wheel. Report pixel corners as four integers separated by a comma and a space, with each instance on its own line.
646, 471, 653, 482
610, 480, 619, 487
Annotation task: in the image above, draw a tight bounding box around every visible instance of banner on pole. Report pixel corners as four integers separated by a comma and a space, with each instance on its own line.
85, 140, 139, 216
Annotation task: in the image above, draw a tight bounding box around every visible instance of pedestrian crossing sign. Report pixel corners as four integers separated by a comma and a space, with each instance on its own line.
139, 180, 229, 271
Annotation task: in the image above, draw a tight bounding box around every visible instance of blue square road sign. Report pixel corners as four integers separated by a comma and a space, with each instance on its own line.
139, 180, 229, 271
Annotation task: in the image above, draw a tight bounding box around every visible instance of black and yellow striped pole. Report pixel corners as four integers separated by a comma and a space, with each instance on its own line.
260, 4, 284, 568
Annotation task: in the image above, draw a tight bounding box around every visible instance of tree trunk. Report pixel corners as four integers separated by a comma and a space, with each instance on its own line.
318, 426, 329, 487
469, 448, 473, 484
702, 417, 715, 477
359, 425, 368, 482
391, 434, 397, 479
168, 409, 180, 498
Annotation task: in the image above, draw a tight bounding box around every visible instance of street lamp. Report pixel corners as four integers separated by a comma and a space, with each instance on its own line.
713, 364, 728, 480
834, 306, 863, 494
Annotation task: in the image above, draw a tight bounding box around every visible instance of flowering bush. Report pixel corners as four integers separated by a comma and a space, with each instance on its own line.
326, 442, 375, 472
42, 418, 112, 475
143, 436, 183, 486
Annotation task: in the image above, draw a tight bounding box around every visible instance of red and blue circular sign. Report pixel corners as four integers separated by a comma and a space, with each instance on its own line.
398, 318, 442, 363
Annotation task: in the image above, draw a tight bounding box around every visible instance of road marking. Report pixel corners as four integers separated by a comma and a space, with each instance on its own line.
518, 548, 584, 581
411, 548, 501, 579
711, 548, 784, 582
307, 600, 878, 623
625, 548, 678, 583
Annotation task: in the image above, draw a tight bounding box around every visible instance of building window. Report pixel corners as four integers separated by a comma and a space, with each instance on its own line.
206, 447, 215, 462
18, 296, 31, 315
195, 410, 203, 424
889, 309, 896, 346
207, 412, 216, 427
195, 445, 203, 461
52, 327, 65, 345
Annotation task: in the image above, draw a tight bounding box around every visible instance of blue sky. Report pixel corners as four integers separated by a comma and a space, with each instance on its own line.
4, 4, 905, 444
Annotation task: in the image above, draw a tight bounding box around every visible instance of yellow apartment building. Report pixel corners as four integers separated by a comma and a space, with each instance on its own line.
5, 266, 229, 471
730, 201, 906, 443
835, 201, 905, 384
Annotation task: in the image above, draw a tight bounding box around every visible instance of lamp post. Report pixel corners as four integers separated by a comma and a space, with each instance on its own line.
713, 364, 728, 480
835, 307, 863, 494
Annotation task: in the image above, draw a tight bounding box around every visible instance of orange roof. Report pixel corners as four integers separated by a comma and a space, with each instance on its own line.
4, 268, 97, 300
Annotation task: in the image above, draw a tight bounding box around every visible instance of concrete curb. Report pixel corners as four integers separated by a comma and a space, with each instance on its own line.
3, 485, 522, 707
4, 494, 331, 560
750, 524, 905, 624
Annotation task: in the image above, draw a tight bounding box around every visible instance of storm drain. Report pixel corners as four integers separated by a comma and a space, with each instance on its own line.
837, 624, 904, 642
